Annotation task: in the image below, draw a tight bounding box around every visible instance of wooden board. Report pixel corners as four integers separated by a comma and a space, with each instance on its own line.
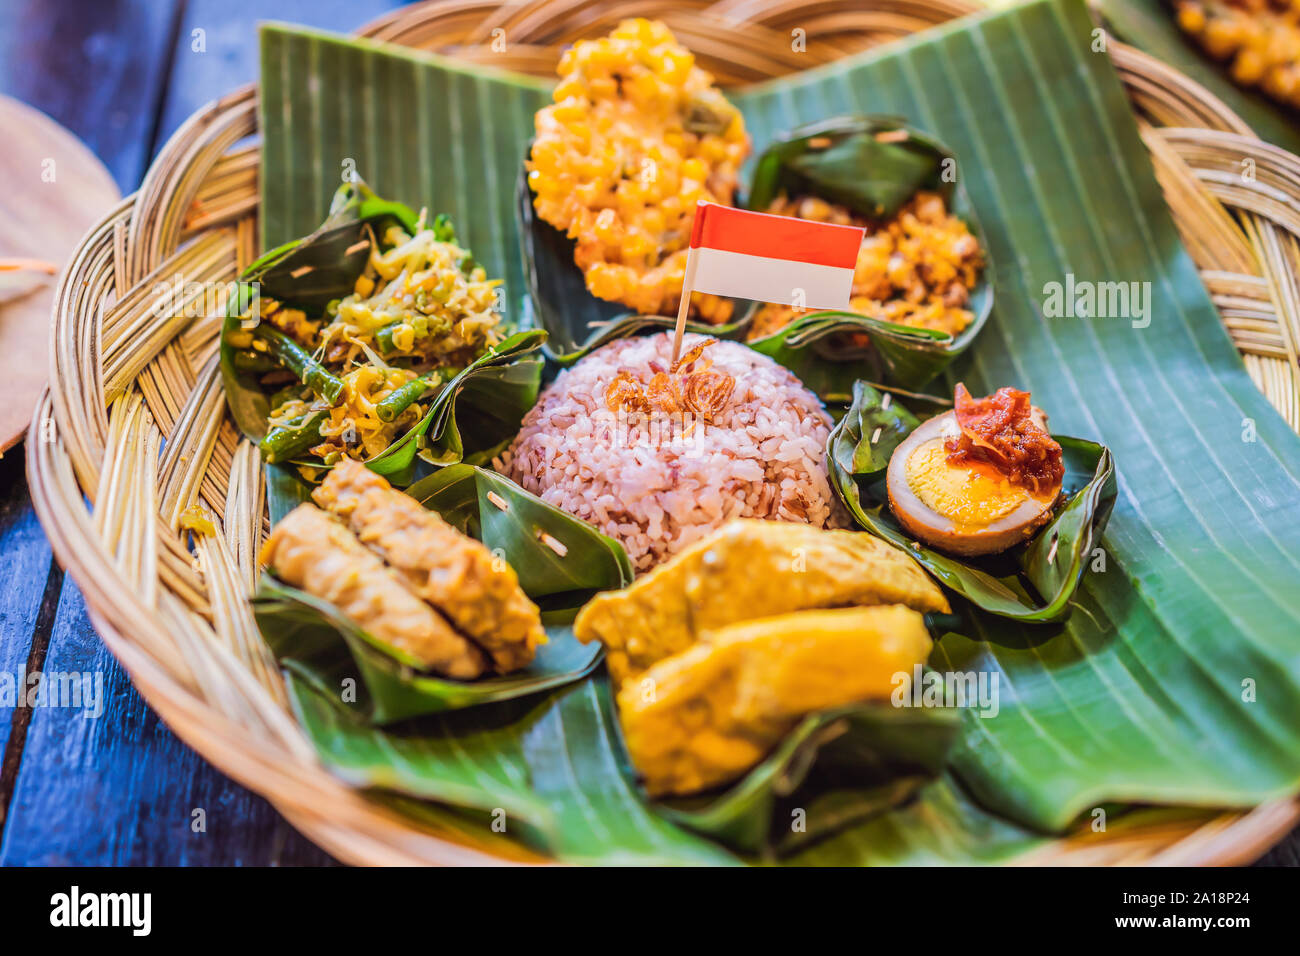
0, 95, 118, 452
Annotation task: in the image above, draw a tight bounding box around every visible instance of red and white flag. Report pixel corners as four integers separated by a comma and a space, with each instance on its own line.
685, 201, 865, 311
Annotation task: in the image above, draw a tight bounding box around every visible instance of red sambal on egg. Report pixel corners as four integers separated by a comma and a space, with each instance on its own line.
945, 384, 1064, 493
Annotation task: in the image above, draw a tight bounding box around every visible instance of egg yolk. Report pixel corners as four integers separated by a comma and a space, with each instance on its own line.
905, 439, 1032, 529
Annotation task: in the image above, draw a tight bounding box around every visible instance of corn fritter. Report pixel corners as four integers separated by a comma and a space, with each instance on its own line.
527, 18, 750, 322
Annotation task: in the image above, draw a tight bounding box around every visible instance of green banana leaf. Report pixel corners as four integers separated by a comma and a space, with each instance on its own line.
749, 115, 957, 220
258, 0, 1300, 863
288, 673, 739, 864
254, 578, 602, 723
744, 116, 994, 390
404, 464, 634, 610
418, 358, 544, 467
1098, 0, 1300, 157
288, 669, 978, 864
749, 312, 949, 404
255, 461, 632, 722
364, 332, 546, 480
832, 379, 927, 474
265, 461, 315, 527
243, 179, 419, 310
827, 380, 1117, 622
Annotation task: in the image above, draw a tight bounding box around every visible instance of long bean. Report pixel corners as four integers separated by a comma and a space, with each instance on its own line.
259, 410, 328, 464
268, 384, 310, 410
252, 326, 344, 404
375, 370, 456, 422
375, 321, 405, 356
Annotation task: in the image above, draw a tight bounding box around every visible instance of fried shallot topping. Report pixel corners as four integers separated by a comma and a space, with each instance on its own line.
604, 338, 736, 422
945, 383, 1064, 494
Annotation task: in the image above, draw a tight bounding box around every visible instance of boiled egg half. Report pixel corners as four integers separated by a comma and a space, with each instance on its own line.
886, 409, 1062, 556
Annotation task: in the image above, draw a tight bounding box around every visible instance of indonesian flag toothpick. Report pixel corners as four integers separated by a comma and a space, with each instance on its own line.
670, 201, 866, 362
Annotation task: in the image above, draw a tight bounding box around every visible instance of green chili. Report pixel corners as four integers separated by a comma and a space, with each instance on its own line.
375, 321, 404, 355
432, 213, 456, 243
267, 384, 310, 410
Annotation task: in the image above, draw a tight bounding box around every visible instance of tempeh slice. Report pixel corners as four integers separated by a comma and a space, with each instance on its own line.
261, 503, 489, 679
314, 460, 545, 673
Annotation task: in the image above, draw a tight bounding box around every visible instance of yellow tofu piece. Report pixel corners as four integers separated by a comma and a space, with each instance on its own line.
617, 605, 933, 796
574, 519, 948, 686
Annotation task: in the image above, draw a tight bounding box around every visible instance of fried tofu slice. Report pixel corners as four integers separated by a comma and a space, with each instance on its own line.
314, 459, 545, 673
574, 519, 948, 687
617, 605, 932, 797
261, 504, 489, 679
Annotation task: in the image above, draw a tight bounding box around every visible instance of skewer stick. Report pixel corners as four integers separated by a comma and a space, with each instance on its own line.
670, 245, 700, 367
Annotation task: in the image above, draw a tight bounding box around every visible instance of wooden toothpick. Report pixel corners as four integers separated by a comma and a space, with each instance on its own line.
670, 245, 699, 367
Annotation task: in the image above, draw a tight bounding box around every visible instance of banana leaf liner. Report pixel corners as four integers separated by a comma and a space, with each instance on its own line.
745, 116, 994, 391
253, 464, 633, 722
255, 580, 602, 723
283, 657, 960, 860
828, 381, 1117, 623
220, 179, 547, 485
262, 463, 960, 852
287, 663, 1052, 865
515, 163, 754, 364
284, 672, 739, 864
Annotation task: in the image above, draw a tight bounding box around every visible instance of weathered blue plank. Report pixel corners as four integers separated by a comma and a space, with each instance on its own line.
152, 0, 402, 147
0, 0, 183, 192
0, 0, 411, 867
0, 452, 60, 823
0, 579, 335, 865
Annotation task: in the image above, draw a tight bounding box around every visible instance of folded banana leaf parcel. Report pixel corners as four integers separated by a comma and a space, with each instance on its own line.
243, 0, 1300, 865
220, 179, 548, 492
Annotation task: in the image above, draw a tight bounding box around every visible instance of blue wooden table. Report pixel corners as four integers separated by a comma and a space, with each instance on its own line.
0, 0, 1297, 867
0, 0, 406, 866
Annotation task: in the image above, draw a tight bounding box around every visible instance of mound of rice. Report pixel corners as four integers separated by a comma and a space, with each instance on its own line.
495, 332, 844, 572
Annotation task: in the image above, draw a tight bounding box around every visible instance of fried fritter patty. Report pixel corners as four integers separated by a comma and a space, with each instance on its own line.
314, 460, 545, 673
574, 519, 949, 687
527, 18, 748, 322
617, 605, 934, 796
261, 504, 489, 679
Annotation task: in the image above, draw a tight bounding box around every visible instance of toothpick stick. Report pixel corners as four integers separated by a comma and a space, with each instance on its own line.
670, 245, 699, 367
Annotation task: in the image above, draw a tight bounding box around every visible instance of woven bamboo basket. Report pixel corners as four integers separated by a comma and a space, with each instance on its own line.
25, 0, 1300, 866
